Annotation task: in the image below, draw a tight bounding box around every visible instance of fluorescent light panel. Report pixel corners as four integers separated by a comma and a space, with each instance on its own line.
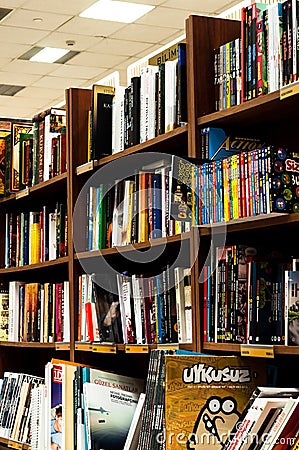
80, 0, 154, 23
30, 47, 69, 63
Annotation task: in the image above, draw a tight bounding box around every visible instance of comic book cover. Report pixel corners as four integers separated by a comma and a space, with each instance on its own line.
164, 354, 266, 450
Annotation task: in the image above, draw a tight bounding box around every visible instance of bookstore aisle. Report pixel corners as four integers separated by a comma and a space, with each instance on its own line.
1, 1, 299, 449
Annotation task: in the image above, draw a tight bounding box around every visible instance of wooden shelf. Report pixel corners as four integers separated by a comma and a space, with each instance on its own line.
0, 437, 30, 449
203, 342, 299, 356
76, 231, 192, 259
97, 125, 188, 166
0, 341, 55, 348
75, 342, 184, 354
197, 212, 298, 236
0, 173, 67, 205
0, 256, 69, 274
196, 89, 299, 130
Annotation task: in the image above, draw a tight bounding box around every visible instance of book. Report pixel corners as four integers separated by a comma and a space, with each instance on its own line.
123, 392, 146, 450
164, 354, 266, 450
0, 284, 9, 341
284, 267, 299, 345
91, 84, 115, 159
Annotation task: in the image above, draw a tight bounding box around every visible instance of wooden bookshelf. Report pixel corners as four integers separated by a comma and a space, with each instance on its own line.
0, 256, 69, 274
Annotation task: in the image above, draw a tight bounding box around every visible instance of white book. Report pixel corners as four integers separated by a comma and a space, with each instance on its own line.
39, 285, 45, 343
123, 392, 146, 450
8, 281, 23, 341
117, 273, 134, 344
112, 180, 123, 247
165, 60, 177, 132
48, 212, 57, 261
112, 85, 126, 154
284, 269, 299, 346
30, 384, 45, 450
43, 109, 66, 181
81, 274, 88, 341
148, 66, 159, 140
174, 267, 187, 343
131, 274, 143, 345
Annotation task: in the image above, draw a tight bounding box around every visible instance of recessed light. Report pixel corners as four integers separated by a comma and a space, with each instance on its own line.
30, 47, 70, 63
79, 0, 154, 23
33, 17, 43, 22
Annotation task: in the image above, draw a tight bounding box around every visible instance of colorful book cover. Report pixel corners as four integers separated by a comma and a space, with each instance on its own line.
49, 364, 63, 450
285, 269, 299, 346
165, 354, 266, 450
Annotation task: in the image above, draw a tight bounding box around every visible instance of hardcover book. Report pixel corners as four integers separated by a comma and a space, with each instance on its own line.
91, 84, 115, 160
164, 354, 266, 450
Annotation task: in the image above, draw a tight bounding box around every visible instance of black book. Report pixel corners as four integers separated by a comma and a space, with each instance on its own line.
130, 76, 141, 146
176, 42, 187, 125
91, 84, 115, 159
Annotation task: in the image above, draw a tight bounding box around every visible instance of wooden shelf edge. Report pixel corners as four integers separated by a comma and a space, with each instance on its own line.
75, 231, 192, 259
0, 341, 56, 348
202, 343, 299, 355
0, 437, 30, 449
0, 256, 69, 274
198, 212, 297, 236
0, 173, 67, 204
75, 342, 184, 353
97, 125, 188, 166
197, 91, 279, 126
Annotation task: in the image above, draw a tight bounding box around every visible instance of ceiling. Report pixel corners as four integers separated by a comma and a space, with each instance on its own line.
0, 0, 242, 119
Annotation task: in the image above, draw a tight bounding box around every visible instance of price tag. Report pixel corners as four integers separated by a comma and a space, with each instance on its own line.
280, 81, 299, 100
76, 161, 94, 175
15, 188, 29, 199
8, 441, 23, 449
92, 344, 117, 353
125, 345, 149, 353
241, 344, 274, 358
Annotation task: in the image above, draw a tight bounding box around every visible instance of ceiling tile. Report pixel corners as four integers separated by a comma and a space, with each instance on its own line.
0, 58, 12, 68
21, 0, 95, 15
14, 86, 63, 99
88, 38, 153, 57
49, 64, 105, 80
1, 8, 72, 31
35, 31, 101, 52
119, 0, 167, 4
69, 51, 128, 68
57, 17, 126, 38
135, 6, 189, 28
0, 71, 41, 85
32, 75, 87, 90
0, 43, 31, 59
0, 26, 48, 45
1, 60, 59, 76
159, 30, 185, 45
0, 94, 50, 109
161, 0, 224, 13
110, 23, 180, 43
0, 1, 27, 7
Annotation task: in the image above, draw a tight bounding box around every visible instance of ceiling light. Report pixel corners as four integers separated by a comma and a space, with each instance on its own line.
80, 0, 154, 23
30, 47, 70, 63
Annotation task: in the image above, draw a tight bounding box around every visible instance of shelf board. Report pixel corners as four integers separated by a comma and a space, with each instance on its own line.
75, 342, 182, 353
75, 231, 192, 259
96, 125, 188, 167
0, 173, 67, 205
198, 212, 298, 236
0, 437, 30, 449
0, 341, 56, 348
197, 86, 299, 130
202, 342, 299, 355
0, 256, 69, 274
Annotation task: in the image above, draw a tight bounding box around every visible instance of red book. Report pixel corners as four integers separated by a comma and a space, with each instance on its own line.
85, 301, 94, 342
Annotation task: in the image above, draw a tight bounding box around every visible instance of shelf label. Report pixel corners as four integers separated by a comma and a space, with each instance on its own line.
76, 161, 94, 175
156, 344, 179, 351
75, 343, 93, 351
125, 345, 149, 353
148, 40, 185, 66
55, 343, 70, 351
241, 344, 274, 358
280, 81, 299, 100
8, 441, 23, 449
92, 344, 116, 353
15, 188, 29, 199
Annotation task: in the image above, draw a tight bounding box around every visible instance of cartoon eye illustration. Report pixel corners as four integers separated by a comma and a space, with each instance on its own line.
222, 399, 236, 414
208, 398, 221, 414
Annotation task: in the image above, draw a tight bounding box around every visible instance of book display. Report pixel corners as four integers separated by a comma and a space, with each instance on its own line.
0, 2, 299, 449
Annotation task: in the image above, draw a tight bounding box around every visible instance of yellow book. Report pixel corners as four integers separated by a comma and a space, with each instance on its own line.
30, 211, 41, 265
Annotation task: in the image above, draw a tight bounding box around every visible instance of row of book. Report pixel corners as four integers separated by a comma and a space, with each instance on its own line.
4, 202, 67, 268
203, 246, 299, 346
85, 158, 191, 251
215, 1, 299, 110
89, 42, 187, 160
0, 372, 44, 444
0, 109, 66, 196
84, 143, 299, 251
1, 280, 70, 343
78, 267, 192, 345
